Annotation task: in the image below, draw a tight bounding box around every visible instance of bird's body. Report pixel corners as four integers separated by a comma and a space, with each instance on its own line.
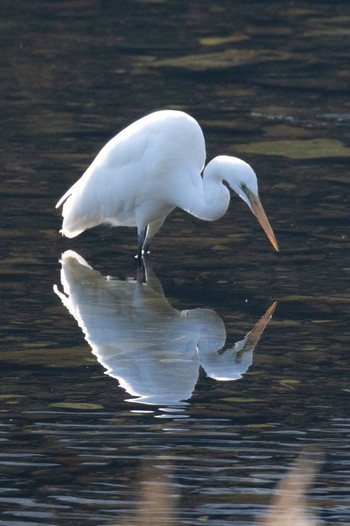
56, 110, 278, 257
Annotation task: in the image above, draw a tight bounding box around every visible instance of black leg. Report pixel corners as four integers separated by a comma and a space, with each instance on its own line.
142, 224, 151, 254
136, 228, 146, 260
143, 239, 151, 254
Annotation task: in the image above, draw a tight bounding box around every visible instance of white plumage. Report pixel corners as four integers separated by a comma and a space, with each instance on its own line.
56, 109, 278, 257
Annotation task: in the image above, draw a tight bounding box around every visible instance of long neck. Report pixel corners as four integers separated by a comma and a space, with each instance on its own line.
175, 159, 230, 221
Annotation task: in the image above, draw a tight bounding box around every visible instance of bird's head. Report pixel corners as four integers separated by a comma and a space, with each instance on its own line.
215, 156, 279, 251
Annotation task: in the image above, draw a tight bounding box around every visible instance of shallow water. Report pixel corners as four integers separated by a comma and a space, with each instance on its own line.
1, 1, 350, 525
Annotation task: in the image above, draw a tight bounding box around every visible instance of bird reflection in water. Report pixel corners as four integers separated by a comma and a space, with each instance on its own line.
54, 251, 276, 413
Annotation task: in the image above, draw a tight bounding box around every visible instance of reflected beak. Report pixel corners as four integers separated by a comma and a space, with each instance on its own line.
248, 192, 279, 251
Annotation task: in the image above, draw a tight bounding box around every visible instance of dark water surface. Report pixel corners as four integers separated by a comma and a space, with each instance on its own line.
1, 1, 350, 525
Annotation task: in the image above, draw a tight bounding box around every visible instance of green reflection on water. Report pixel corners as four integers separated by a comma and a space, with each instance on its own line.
236, 138, 350, 159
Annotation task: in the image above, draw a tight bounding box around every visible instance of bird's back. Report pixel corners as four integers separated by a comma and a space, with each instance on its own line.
57, 110, 206, 238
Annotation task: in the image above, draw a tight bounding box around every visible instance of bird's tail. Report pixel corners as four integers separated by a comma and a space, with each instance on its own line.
57, 192, 100, 238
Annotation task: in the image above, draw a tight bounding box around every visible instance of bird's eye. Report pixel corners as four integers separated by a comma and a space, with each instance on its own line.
241, 182, 247, 191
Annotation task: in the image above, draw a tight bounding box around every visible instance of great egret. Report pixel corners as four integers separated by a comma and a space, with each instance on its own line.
56, 110, 279, 258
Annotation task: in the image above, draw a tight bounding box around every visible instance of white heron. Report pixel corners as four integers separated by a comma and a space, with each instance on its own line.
56, 109, 279, 258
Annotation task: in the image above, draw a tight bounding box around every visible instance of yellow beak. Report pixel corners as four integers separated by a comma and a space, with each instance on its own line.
248, 192, 279, 252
